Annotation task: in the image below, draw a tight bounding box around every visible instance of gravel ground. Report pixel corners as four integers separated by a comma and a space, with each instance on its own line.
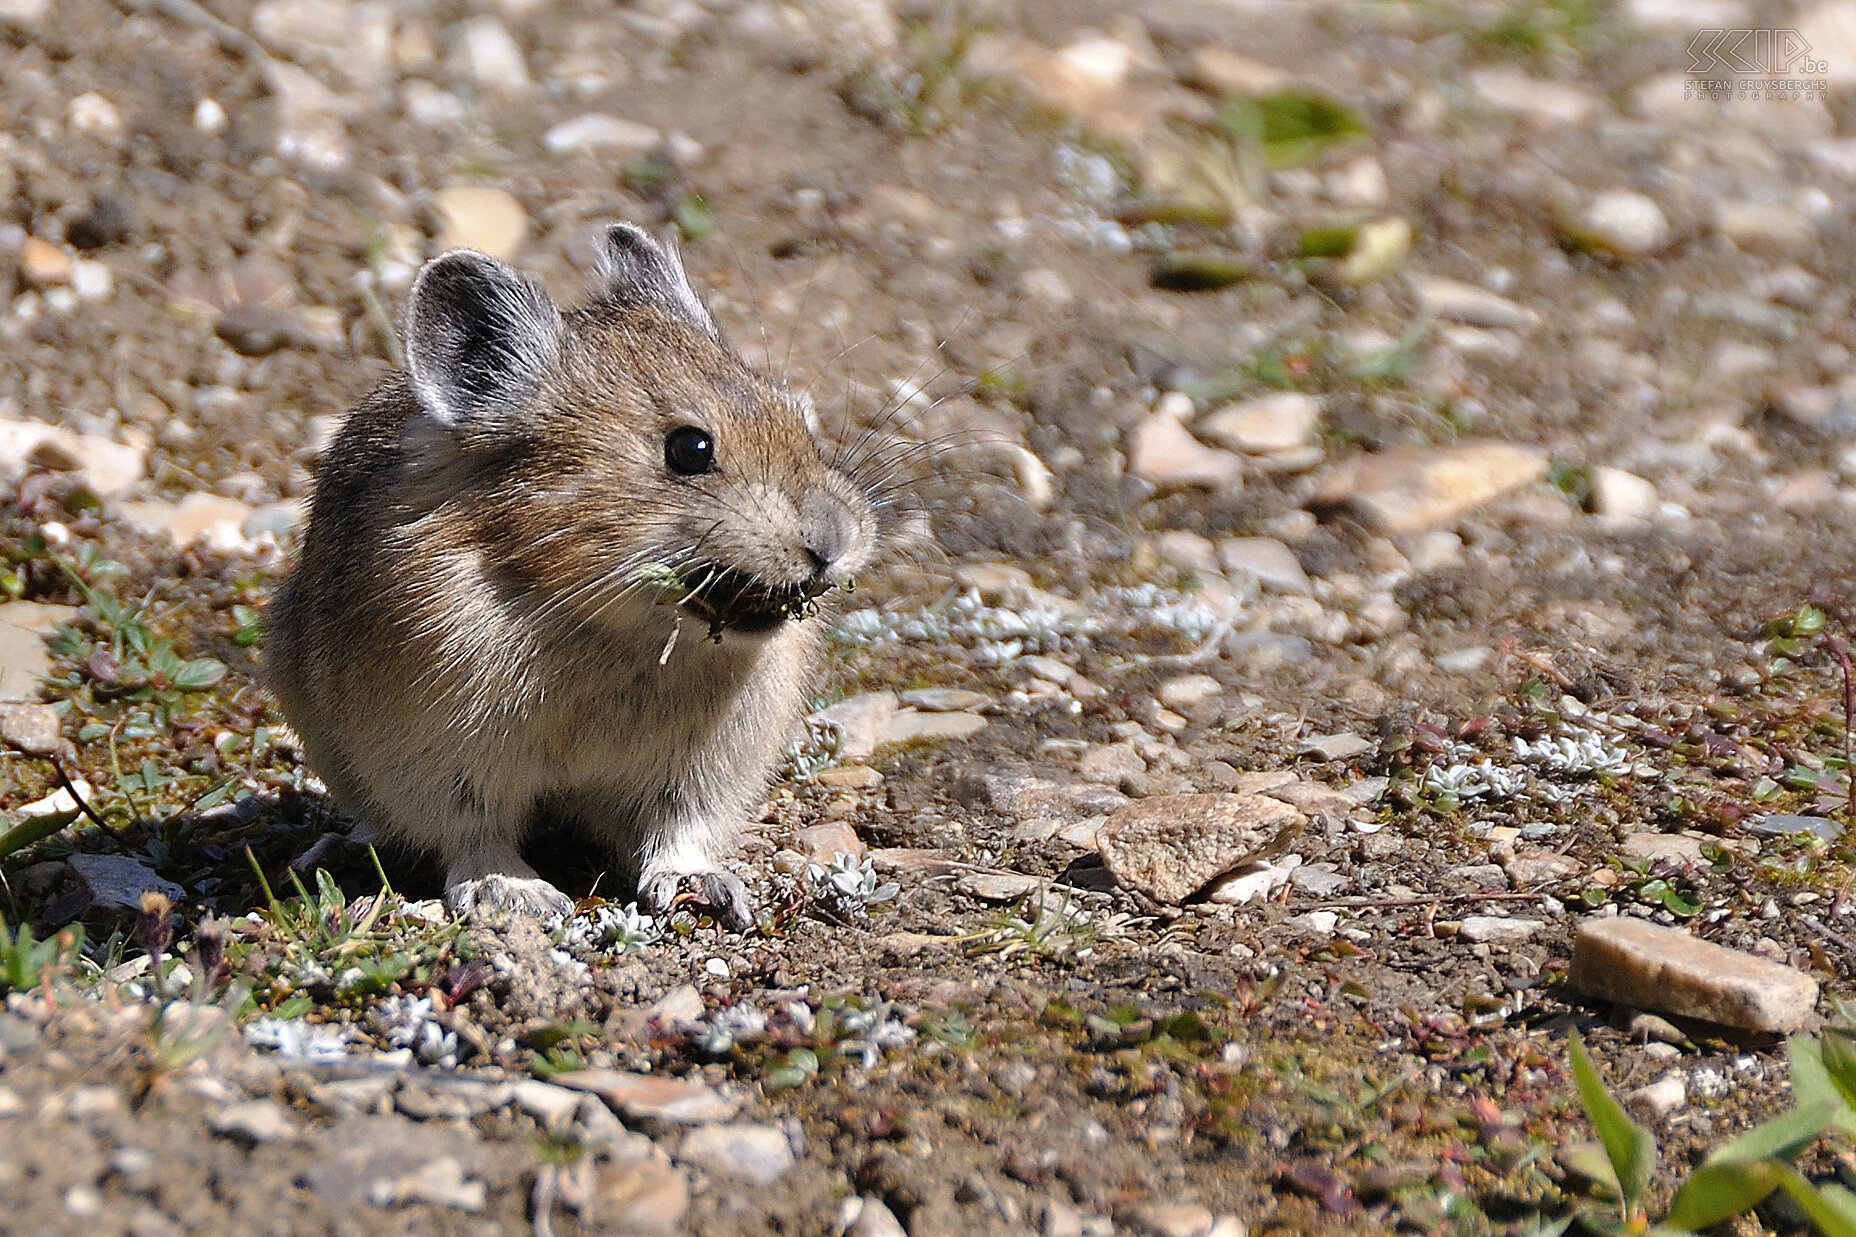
6, 0, 1856, 1233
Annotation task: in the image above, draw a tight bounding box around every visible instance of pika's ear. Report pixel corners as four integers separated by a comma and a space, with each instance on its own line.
405, 250, 562, 428
598, 223, 718, 339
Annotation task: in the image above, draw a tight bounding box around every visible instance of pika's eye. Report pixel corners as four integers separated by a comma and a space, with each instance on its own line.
664, 426, 714, 476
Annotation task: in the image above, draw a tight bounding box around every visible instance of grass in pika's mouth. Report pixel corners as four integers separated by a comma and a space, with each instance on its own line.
676, 565, 830, 636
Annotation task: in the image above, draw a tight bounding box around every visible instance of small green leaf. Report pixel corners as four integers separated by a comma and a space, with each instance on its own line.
673, 195, 713, 243
1788, 1039, 1856, 1137
231, 605, 262, 647
1568, 1032, 1656, 1213
1665, 1158, 1778, 1228
172, 657, 228, 691
0, 808, 83, 860
1821, 1030, 1856, 1106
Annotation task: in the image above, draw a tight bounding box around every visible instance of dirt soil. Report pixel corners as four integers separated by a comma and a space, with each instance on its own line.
4, 0, 1856, 1234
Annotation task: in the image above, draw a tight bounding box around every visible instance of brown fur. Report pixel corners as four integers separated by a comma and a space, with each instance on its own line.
265, 226, 884, 927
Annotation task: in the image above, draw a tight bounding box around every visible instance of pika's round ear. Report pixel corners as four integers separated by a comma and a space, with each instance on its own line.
598, 222, 718, 339
405, 250, 562, 428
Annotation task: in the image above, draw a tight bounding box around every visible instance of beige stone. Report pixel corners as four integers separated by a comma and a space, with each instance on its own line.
1309, 441, 1549, 536
1097, 793, 1303, 903
1569, 918, 1819, 1033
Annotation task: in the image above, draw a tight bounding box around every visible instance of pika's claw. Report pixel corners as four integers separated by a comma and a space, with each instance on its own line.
446, 874, 574, 926
641, 868, 754, 931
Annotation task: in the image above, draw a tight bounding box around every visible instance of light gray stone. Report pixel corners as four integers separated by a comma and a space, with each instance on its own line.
0, 703, 61, 754
882, 708, 987, 744
898, 688, 990, 712
1589, 467, 1658, 521
1458, 916, 1544, 944
1217, 537, 1310, 595
1569, 918, 1819, 1033
1411, 277, 1540, 330
209, 1099, 299, 1144
544, 114, 661, 159
1157, 674, 1222, 710
678, 1122, 793, 1186
1297, 733, 1373, 762
1626, 1073, 1687, 1120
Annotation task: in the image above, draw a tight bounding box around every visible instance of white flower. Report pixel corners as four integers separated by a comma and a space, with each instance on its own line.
245, 1017, 354, 1062
695, 1004, 769, 1055
805, 854, 899, 915
562, 902, 661, 954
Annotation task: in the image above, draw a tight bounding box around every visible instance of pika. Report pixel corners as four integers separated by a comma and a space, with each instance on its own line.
265, 224, 887, 928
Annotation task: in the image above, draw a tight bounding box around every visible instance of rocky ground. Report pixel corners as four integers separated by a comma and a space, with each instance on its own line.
5, 0, 1856, 1233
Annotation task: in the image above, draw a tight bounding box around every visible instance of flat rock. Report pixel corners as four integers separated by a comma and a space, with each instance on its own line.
597, 1156, 689, 1231
1126, 1202, 1221, 1237
677, 1122, 793, 1186
543, 114, 660, 158
1297, 732, 1373, 762
367, 1154, 485, 1212
432, 185, 527, 261
1264, 781, 1359, 817
793, 822, 864, 864
68, 853, 185, 912
812, 764, 883, 790
1185, 47, 1292, 95
1310, 441, 1549, 536
954, 870, 1042, 902
1157, 674, 1222, 710
1569, 918, 1819, 1033
1128, 396, 1245, 490
1077, 742, 1146, 785
552, 1070, 738, 1125
0, 702, 62, 753
1469, 68, 1599, 125
1458, 916, 1544, 944
882, 708, 987, 744
1096, 793, 1303, 903
0, 418, 145, 497
509, 1079, 584, 1127
1197, 391, 1322, 456
160, 493, 258, 552
1410, 276, 1540, 330
208, 1099, 299, 1144
1218, 536, 1311, 594
898, 687, 990, 712
1620, 832, 1705, 865
953, 767, 1127, 827
810, 691, 898, 761
1748, 813, 1845, 842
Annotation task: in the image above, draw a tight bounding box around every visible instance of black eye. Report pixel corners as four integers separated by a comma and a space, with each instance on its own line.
664, 426, 714, 476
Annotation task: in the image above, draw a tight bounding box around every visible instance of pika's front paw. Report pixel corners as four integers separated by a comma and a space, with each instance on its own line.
446, 874, 575, 926
641, 868, 754, 931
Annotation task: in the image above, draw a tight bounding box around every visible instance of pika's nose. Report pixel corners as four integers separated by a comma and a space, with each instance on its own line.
799, 493, 854, 577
